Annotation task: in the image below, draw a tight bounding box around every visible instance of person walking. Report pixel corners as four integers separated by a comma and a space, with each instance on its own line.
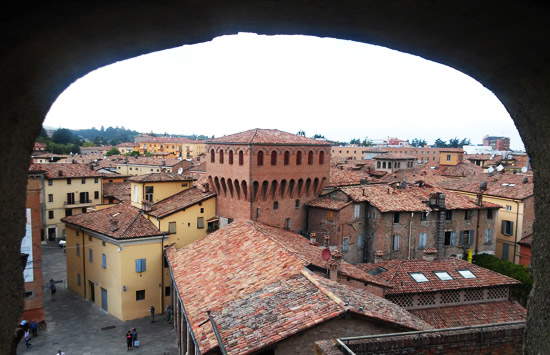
29, 320, 38, 337
131, 328, 139, 348
56, 350, 66, 355
23, 329, 31, 349
166, 305, 173, 323
49, 279, 57, 299
149, 305, 155, 323
126, 330, 133, 351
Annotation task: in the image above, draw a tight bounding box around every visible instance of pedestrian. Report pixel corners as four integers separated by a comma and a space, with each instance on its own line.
56, 350, 66, 355
126, 330, 133, 351
23, 329, 31, 349
49, 279, 57, 299
149, 305, 155, 323
29, 320, 38, 337
166, 304, 173, 323
131, 328, 139, 348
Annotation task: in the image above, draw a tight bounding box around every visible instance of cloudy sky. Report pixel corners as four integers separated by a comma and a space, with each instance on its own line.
44, 33, 524, 150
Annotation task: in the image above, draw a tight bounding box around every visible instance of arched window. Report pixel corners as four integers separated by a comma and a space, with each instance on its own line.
308, 151, 314, 165
284, 151, 290, 165
219, 150, 224, 164
239, 151, 244, 165
271, 151, 277, 165
228, 150, 234, 165
296, 151, 302, 165
210, 149, 215, 163
319, 151, 325, 165
257, 151, 264, 166
273, 201, 279, 210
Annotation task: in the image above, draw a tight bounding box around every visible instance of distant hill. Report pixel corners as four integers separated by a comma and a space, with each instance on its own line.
73, 127, 140, 145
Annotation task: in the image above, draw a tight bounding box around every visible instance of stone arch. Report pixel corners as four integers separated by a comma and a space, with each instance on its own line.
288, 179, 296, 199
257, 150, 264, 166
313, 177, 319, 195
241, 180, 248, 201
238, 150, 244, 165
261, 180, 269, 201
271, 150, 277, 165
210, 149, 215, 163
307, 151, 314, 165
252, 181, 259, 202
219, 149, 224, 164
297, 179, 304, 197
214, 177, 221, 196
280, 179, 287, 198
228, 150, 234, 165
227, 178, 234, 197
234, 179, 241, 199
270, 180, 278, 199
220, 177, 227, 197
305, 178, 312, 196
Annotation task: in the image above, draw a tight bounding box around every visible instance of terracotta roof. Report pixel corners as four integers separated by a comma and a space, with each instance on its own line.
167, 221, 426, 354
436, 161, 484, 177
147, 187, 215, 218
211, 271, 430, 354
102, 182, 130, 202
207, 129, 331, 145
443, 173, 534, 200
127, 172, 194, 183
328, 168, 372, 187
340, 184, 500, 213
465, 154, 492, 160
357, 259, 520, 295
373, 153, 416, 160
518, 234, 532, 247
306, 197, 352, 211
116, 142, 136, 147
114, 156, 182, 167
62, 203, 163, 239
135, 135, 198, 144
29, 163, 102, 178
410, 300, 526, 328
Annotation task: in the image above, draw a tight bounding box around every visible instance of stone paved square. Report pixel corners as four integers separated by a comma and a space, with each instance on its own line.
17, 242, 178, 355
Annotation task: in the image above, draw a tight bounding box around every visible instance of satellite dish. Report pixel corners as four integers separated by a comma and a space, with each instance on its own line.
487, 167, 495, 173
321, 248, 331, 261
177, 168, 183, 174
521, 166, 528, 173
496, 164, 504, 172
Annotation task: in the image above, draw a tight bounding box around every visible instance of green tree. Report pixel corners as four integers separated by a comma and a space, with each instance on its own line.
433, 138, 447, 148
125, 151, 140, 157
105, 148, 121, 156
361, 138, 373, 146
312, 134, 325, 139
460, 138, 471, 147
448, 137, 461, 148
297, 130, 306, 136
52, 128, 78, 145
410, 138, 427, 147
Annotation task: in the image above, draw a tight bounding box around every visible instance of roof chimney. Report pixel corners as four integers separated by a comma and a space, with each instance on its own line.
328, 249, 343, 281
58, 170, 64, 177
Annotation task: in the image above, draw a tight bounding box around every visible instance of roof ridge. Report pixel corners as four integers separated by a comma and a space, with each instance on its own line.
300, 269, 347, 310
119, 209, 146, 237
249, 128, 259, 144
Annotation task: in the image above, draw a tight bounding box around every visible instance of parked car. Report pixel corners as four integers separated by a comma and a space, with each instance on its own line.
58, 239, 66, 248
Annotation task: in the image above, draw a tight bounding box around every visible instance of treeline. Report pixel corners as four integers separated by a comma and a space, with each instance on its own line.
76, 126, 140, 145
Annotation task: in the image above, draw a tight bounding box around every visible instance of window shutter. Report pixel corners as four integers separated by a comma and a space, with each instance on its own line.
501, 221, 506, 234
135, 259, 140, 272
450, 232, 457, 246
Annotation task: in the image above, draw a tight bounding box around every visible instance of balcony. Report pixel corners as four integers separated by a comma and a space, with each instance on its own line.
64, 200, 93, 207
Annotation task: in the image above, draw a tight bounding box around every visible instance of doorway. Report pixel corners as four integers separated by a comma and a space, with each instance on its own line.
47, 227, 56, 241
89, 281, 95, 303
101, 287, 108, 312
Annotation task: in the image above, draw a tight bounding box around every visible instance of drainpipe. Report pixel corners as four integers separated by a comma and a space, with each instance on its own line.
408, 212, 414, 260
82, 227, 86, 299
475, 193, 483, 256
158, 219, 165, 315
513, 200, 520, 263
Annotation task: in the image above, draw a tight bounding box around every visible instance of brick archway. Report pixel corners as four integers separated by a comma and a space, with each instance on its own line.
3, 2, 550, 353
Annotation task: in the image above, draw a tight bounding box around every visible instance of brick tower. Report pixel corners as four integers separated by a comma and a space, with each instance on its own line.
206, 129, 331, 233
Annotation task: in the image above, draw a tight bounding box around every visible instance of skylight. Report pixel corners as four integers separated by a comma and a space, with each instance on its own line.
367, 266, 387, 276
434, 271, 453, 281
457, 270, 476, 279
410, 272, 429, 282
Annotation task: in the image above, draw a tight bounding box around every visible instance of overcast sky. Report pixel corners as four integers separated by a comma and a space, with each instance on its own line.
44, 33, 524, 150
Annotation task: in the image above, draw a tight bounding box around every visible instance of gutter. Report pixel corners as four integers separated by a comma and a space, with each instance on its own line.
207, 311, 228, 355
407, 212, 414, 260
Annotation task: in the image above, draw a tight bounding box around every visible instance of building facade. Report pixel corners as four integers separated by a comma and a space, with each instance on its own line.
483, 136, 511, 151
135, 135, 207, 159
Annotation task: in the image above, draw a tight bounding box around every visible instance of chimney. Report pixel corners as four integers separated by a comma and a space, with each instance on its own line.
58, 170, 64, 177
374, 250, 384, 263
329, 249, 343, 281
422, 248, 437, 261
309, 232, 318, 246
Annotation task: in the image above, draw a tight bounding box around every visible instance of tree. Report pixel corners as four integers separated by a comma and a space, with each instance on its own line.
350, 138, 360, 145
312, 134, 325, 139
52, 128, 78, 145
297, 130, 306, 136
448, 137, 461, 148
410, 138, 427, 147
105, 148, 121, 156
433, 138, 447, 148
460, 138, 471, 147
125, 151, 140, 157
361, 138, 373, 146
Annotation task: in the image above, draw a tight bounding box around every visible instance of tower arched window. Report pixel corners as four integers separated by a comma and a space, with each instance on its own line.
228, 150, 234, 165
271, 151, 277, 165
308, 151, 314, 165
219, 150, 224, 164
284, 151, 290, 165
257, 151, 264, 166
210, 149, 215, 163
319, 151, 325, 165
239, 151, 244, 165
296, 151, 302, 165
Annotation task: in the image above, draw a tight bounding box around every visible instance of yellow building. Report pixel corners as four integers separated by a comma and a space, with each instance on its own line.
30, 163, 103, 241
63, 203, 170, 321
116, 142, 138, 155
128, 173, 195, 210
135, 135, 207, 159
439, 149, 464, 166
115, 156, 192, 176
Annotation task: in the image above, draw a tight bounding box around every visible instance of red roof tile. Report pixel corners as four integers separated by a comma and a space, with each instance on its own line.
147, 187, 215, 218
442, 173, 534, 200
306, 197, 351, 211
208, 129, 331, 146
127, 172, 194, 183
29, 163, 102, 178
373, 153, 416, 160
410, 300, 526, 328
135, 135, 199, 144
102, 182, 130, 202
62, 203, 163, 239
357, 259, 520, 295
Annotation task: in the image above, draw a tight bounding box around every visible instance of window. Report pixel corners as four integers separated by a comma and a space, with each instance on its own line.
136, 290, 145, 301
308, 151, 313, 165
48, 179, 53, 186
65, 209, 72, 217
342, 237, 350, 253
67, 192, 75, 204
79, 192, 89, 203
200, 208, 204, 213
446, 154, 451, 161
393, 212, 400, 224
487, 209, 494, 220
464, 210, 472, 220
377, 161, 381, 169
506, 205, 513, 211
295, 199, 300, 208
273, 201, 279, 210
210, 149, 215, 163
145, 186, 154, 202
48, 194, 53, 202
168, 222, 176, 234
48, 210, 54, 219
392, 234, 400, 251
197, 217, 204, 229
382, 161, 387, 169
228, 150, 234, 164
457, 270, 476, 279
238, 151, 244, 165
284, 151, 290, 165
284, 218, 291, 230
445, 210, 453, 221
410, 272, 429, 282
353, 204, 361, 218
88, 248, 93, 262
319, 151, 325, 164
135, 258, 146, 273
67, 178, 72, 185
94, 177, 99, 183
76, 243, 80, 257
271, 151, 277, 165
82, 208, 87, 213
326, 211, 334, 221
257, 151, 264, 166
101, 253, 107, 269
434, 271, 453, 281
165, 286, 171, 297
461, 230, 473, 247
502, 243, 510, 260
444, 231, 457, 246
420, 212, 428, 221
418, 232, 427, 249
296, 151, 302, 165
502, 220, 514, 236
77, 273, 81, 286
81, 178, 86, 184
219, 150, 224, 164
255, 208, 260, 219
484, 229, 494, 245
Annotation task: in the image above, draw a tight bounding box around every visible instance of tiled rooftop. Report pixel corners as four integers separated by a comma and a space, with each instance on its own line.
208, 129, 331, 145
62, 203, 163, 239
147, 187, 215, 218
436, 161, 484, 177
441, 172, 534, 200
29, 163, 102, 178
340, 184, 500, 213
373, 153, 416, 160
135, 135, 199, 144
113, 156, 183, 167
306, 197, 351, 211
410, 300, 526, 328
127, 172, 194, 183
102, 182, 130, 202
357, 259, 520, 295
328, 168, 371, 187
